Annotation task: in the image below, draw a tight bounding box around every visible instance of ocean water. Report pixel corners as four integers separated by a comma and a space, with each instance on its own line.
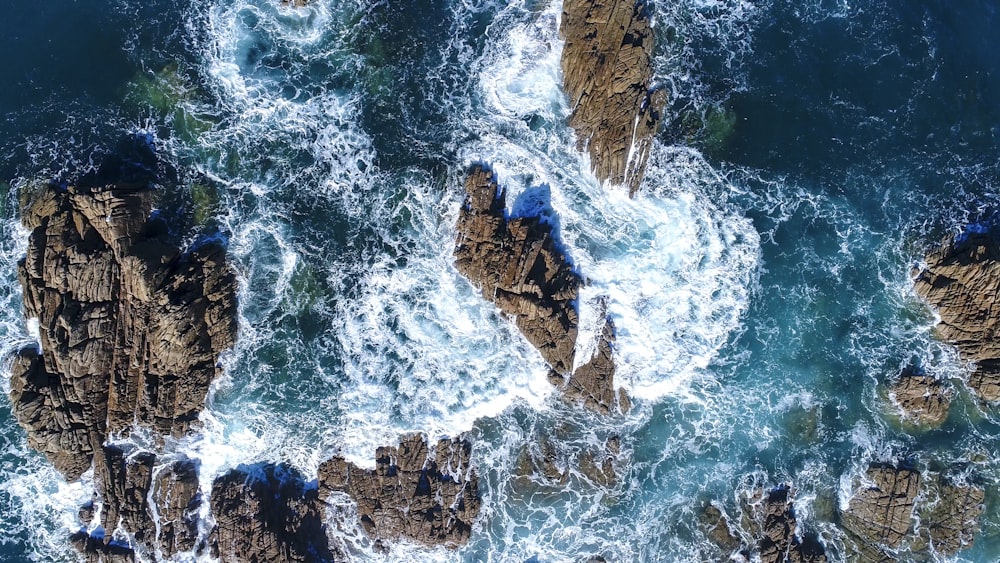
0, 0, 999, 561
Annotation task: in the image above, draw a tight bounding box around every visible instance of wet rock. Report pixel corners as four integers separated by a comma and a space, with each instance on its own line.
210, 463, 335, 563
698, 502, 742, 555
914, 229, 1000, 401
917, 479, 985, 556
318, 433, 481, 548
280, 0, 311, 6
455, 165, 580, 375
841, 465, 921, 551
152, 457, 203, 555
578, 436, 619, 487
754, 485, 827, 563
890, 369, 951, 427
557, 312, 630, 415
560, 0, 666, 195
70, 531, 136, 563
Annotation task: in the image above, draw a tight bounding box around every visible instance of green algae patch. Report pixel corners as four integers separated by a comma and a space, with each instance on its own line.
128, 63, 218, 142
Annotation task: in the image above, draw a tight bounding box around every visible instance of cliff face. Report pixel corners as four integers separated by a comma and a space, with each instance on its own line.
560, 0, 666, 195
913, 229, 1000, 402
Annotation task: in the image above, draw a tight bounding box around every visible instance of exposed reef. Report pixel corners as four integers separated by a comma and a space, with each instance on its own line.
914, 228, 1000, 402
560, 0, 666, 195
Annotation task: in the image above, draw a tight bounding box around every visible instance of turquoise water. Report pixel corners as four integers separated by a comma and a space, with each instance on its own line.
1, 0, 1000, 561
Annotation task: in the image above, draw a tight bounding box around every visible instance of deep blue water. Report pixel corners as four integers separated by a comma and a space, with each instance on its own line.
1, 0, 999, 561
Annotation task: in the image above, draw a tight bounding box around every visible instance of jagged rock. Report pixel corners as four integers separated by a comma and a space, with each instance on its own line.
152, 457, 202, 555
841, 465, 921, 551
455, 166, 580, 374
754, 485, 827, 563
917, 479, 985, 556
211, 463, 335, 563
318, 433, 480, 548
70, 531, 136, 563
890, 369, 951, 426
280, 0, 311, 6
556, 313, 630, 415
914, 229, 1000, 401
10, 180, 237, 481
8, 138, 237, 560
698, 503, 742, 555
560, 0, 666, 195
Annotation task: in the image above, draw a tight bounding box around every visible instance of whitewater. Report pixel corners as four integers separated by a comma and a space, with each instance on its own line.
2, 0, 1000, 561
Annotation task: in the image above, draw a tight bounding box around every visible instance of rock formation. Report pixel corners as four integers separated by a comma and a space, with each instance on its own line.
320, 434, 480, 547
560, 0, 667, 195
8, 138, 237, 559
455, 165, 581, 375
455, 166, 628, 415
915, 478, 985, 556
914, 228, 1000, 401
318, 433, 480, 548
752, 485, 828, 563
210, 463, 335, 562
841, 465, 921, 552
889, 369, 951, 427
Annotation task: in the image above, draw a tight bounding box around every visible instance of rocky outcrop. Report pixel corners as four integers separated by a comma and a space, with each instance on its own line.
914, 228, 1000, 401
210, 463, 335, 563
318, 433, 480, 549
10, 180, 237, 481
916, 479, 985, 556
455, 165, 580, 375
841, 465, 921, 551
553, 312, 630, 414
889, 369, 951, 427
753, 485, 827, 563
8, 138, 237, 560
560, 0, 666, 195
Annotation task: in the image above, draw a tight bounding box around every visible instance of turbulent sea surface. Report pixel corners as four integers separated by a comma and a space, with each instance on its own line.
1, 0, 1000, 561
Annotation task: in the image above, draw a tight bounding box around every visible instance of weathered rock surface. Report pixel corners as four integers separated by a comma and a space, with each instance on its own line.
555, 312, 630, 415
914, 229, 1000, 401
211, 463, 335, 563
890, 369, 952, 427
318, 433, 480, 548
455, 165, 580, 375
753, 485, 828, 563
8, 139, 237, 560
917, 479, 985, 556
10, 181, 237, 481
560, 0, 666, 195
841, 465, 921, 551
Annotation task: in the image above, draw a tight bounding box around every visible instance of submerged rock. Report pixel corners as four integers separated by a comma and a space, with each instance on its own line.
318, 433, 481, 548
455, 165, 581, 375
916, 478, 985, 556
914, 229, 1000, 401
210, 463, 335, 562
841, 465, 921, 552
560, 0, 666, 195
889, 368, 952, 427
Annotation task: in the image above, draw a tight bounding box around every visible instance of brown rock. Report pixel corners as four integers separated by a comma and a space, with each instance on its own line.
558, 310, 630, 415
698, 503, 741, 554
918, 480, 985, 556
841, 465, 921, 550
210, 463, 335, 563
152, 457, 203, 555
560, 0, 666, 195
455, 166, 580, 374
914, 230, 1000, 401
754, 485, 827, 563
890, 370, 951, 426
280, 0, 311, 6
318, 433, 481, 548
578, 436, 619, 487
